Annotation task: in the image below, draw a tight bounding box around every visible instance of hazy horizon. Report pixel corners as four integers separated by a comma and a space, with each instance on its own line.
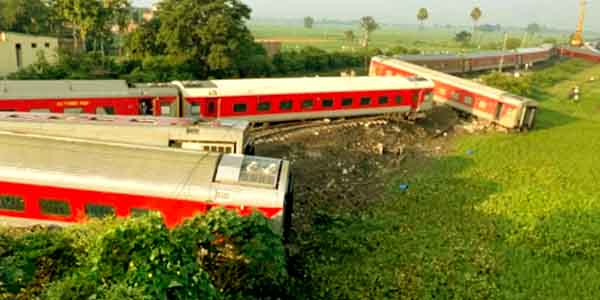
132, 0, 598, 31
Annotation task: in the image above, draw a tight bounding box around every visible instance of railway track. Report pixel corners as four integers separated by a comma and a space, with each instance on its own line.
250, 116, 390, 144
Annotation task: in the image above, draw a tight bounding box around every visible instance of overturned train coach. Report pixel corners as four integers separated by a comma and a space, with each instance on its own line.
370, 56, 538, 130
0, 132, 293, 238
0, 112, 254, 155
0, 76, 435, 121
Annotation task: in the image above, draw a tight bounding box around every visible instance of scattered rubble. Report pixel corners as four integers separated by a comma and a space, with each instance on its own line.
254, 106, 461, 233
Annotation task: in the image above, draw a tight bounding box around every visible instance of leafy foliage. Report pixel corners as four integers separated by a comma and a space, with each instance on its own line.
156, 0, 254, 78
455, 30, 473, 44
417, 8, 429, 29
0, 0, 57, 35
303, 16, 314, 29
0, 209, 286, 300
359, 16, 378, 48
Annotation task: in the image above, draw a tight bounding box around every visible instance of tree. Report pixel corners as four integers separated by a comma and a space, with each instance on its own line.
359, 16, 378, 49
455, 30, 472, 44
344, 30, 355, 43
470, 6, 482, 35
157, 0, 255, 77
54, 0, 104, 50
526, 23, 541, 35
417, 8, 429, 30
125, 18, 164, 58
506, 37, 522, 50
0, 0, 55, 35
304, 16, 314, 29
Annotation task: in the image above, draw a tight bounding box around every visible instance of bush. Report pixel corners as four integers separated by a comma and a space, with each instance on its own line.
0, 209, 287, 300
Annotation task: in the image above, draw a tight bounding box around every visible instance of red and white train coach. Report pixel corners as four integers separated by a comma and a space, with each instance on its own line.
0, 77, 435, 122
370, 56, 538, 130
0, 80, 180, 116
0, 132, 293, 237
173, 76, 435, 121
559, 46, 600, 63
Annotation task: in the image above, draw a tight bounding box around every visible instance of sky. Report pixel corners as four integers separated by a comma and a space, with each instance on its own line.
132, 0, 598, 31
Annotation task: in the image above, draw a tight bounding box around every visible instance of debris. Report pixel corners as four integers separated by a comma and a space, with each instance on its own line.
466, 149, 475, 156
399, 184, 409, 191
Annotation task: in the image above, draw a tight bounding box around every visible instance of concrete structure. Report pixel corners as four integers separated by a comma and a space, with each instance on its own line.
0, 32, 58, 76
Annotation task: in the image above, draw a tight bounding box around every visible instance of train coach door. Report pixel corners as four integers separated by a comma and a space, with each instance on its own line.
139, 98, 154, 115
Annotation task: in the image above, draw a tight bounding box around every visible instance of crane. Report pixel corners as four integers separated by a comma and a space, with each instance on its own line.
570, 0, 587, 47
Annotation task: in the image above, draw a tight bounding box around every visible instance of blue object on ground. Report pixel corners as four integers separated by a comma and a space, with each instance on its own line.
399, 184, 409, 191
466, 149, 475, 156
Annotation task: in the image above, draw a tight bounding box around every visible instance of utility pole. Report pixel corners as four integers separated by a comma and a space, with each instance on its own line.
520, 32, 529, 48
499, 32, 509, 72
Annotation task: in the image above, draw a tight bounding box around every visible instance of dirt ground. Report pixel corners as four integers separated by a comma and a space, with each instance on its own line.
255, 106, 461, 236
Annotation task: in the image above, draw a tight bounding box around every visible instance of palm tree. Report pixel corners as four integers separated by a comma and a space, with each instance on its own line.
417, 8, 429, 30
359, 16, 379, 49
470, 6, 482, 36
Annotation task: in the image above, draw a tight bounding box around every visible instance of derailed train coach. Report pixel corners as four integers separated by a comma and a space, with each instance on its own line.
370, 56, 538, 130
393, 47, 554, 74
0, 77, 435, 122
0, 112, 254, 155
0, 132, 293, 238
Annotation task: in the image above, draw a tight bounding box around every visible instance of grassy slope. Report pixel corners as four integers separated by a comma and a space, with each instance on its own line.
298, 61, 600, 299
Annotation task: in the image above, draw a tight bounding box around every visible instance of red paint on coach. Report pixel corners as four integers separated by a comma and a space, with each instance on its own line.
0, 96, 178, 116
0, 180, 281, 228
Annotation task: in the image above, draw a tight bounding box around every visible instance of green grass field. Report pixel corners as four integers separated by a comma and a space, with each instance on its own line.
250, 22, 571, 53
297, 60, 600, 299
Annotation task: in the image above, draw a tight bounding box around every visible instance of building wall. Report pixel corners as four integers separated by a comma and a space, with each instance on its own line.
0, 32, 59, 76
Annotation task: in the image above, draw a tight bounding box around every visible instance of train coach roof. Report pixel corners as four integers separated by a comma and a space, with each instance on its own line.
0, 132, 283, 200
395, 54, 461, 62
372, 56, 538, 107
464, 50, 517, 59
0, 80, 132, 99
515, 47, 553, 54
173, 76, 433, 97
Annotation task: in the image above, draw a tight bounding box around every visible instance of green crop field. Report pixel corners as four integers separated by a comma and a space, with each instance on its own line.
249, 22, 571, 53
297, 60, 600, 299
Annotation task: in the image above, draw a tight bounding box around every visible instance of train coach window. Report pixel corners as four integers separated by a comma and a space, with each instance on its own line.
40, 199, 71, 216
258, 102, 271, 112
64, 107, 82, 114
378, 96, 389, 105
451, 92, 461, 101
131, 208, 160, 217
342, 98, 353, 106
0, 195, 24, 212
85, 203, 115, 218
191, 103, 201, 116
280, 100, 293, 110
233, 103, 247, 113
322, 99, 334, 108
96, 106, 115, 115
160, 103, 171, 116
302, 99, 314, 109
360, 97, 372, 106
395, 96, 403, 104
464, 96, 474, 105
